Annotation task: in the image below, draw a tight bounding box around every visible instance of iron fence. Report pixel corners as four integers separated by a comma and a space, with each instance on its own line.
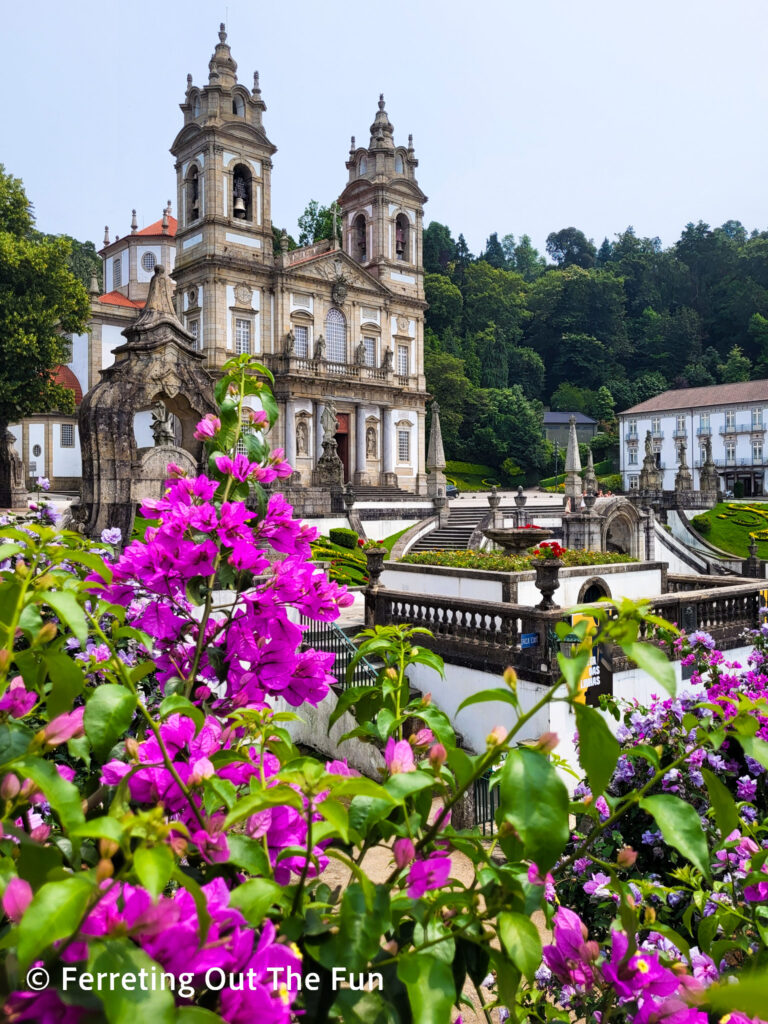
473, 769, 499, 836
300, 616, 379, 690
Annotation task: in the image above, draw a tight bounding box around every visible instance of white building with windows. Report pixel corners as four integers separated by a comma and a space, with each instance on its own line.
13, 26, 429, 498
619, 380, 768, 496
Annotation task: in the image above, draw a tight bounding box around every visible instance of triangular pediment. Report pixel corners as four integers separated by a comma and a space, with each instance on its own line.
284, 249, 389, 295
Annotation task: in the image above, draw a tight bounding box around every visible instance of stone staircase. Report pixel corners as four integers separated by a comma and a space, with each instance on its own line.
408, 502, 565, 552
353, 484, 414, 502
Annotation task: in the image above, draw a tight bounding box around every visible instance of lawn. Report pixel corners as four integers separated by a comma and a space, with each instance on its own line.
444, 460, 501, 492
689, 502, 768, 558
311, 526, 412, 585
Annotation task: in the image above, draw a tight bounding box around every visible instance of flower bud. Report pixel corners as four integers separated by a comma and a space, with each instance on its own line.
99, 839, 119, 859
0, 650, 9, 671
169, 834, 188, 858
96, 858, 114, 882
429, 743, 447, 769
393, 838, 415, 869
125, 738, 140, 760
643, 905, 656, 924
420, 693, 432, 707
30, 824, 51, 842
20, 779, 38, 800
617, 845, 637, 869
34, 622, 58, 644
385, 668, 398, 680
486, 725, 508, 747
535, 731, 559, 753
503, 666, 518, 690
0, 775, 20, 800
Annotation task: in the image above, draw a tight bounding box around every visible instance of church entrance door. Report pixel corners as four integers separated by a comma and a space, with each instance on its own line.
336, 413, 350, 482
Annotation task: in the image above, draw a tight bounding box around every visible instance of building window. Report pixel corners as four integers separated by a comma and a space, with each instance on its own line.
628, 475, 639, 490
325, 308, 347, 363
352, 214, 367, 262
700, 413, 710, 432
235, 318, 252, 355
60, 424, 75, 447
754, 442, 763, 464
32, 444, 42, 458
651, 416, 661, 435
700, 447, 707, 465
627, 417, 637, 436
627, 447, 638, 466
753, 408, 763, 428
188, 319, 200, 348
395, 154, 404, 174
363, 337, 376, 367
676, 414, 686, 433
293, 325, 309, 358
395, 213, 410, 261
397, 344, 409, 377
726, 441, 736, 463
359, 157, 367, 174
187, 166, 200, 222
725, 410, 735, 430
398, 428, 411, 462
232, 93, 245, 117
141, 252, 156, 272
113, 257, 121, 288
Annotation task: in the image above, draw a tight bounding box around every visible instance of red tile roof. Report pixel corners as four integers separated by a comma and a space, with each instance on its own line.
53, 365, 83, 405
97, 291, 144, 308
621, 379, 768, 415
136, 216, 178, 238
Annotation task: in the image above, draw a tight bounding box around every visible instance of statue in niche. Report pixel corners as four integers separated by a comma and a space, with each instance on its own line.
150, 403, 175, 446
314, 333, 326, 362
381, 346, 393, 372
354, 339, 366, 366
284, 328, 295, 356
296, 419, 309, 456
366, 425, 377, 458
321, 402, 338, 441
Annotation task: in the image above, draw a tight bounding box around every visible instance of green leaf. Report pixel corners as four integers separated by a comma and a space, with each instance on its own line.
705, 969, 768, 1016
499, 748, 569, 872
71, 817, 125, 843
38, 589, 88, 645
225, 834, 271, 876
17, 874, 95, 970
457, 687, 521, 713
736, 734, 768, 771
339, 884, 390, 969
133, 845, 175, 899
87, 939, 175, 1023
0, 722, 33, 767
701, 767, 740, 839
44, 652, 85, 717
574, 703, 619, 797
318, 798, 349, 842
84, 684, 137, 760
228, 878, 284, 927
557, 649, 590, 691
640, 794, 711, 879
158, 694, 204, 732
14, 756, 85, 833
384, 772, 435, 801
498, 910, 542, 982
624, 642, 676, 696
397, 953, 456, 1024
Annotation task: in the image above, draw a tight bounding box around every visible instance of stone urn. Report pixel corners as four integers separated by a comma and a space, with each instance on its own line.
364, 546, 388, 588
533, 558, 562, 610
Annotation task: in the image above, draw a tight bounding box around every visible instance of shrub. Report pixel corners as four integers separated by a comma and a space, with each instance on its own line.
329, 526, 360, 549
598, 473, 623, 492
692, 512, 711, 534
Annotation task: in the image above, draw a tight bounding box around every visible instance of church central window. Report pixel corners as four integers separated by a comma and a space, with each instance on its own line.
235, 318, 252, 354
325, 308, 347, 363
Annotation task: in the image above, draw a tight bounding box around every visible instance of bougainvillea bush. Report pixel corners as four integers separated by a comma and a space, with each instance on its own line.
0, 354, 765, 1022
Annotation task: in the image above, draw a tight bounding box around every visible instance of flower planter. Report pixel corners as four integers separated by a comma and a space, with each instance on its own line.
364, 546, 388, 587
533, 557, 562, 610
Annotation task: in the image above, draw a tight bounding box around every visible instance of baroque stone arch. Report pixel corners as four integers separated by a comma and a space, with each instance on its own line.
77, 265, 216, 541
595, 497, 643, 558
577, 576, 612, 603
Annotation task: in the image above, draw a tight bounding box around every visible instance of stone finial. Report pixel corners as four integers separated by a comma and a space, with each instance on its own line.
514, 485, 527, 508
584, 447, 598, 493
103, 226, 110, 246
280, 229, 289, 254
89, 271, 99, 296
350, 135, 356, 151
165, 199, 172, 215
378, 93, 385, 110
219, 22, 227, 42
186, 73, 192, 88
252, 71, 261, 95
426, 401, 446, 472
564, 414, 583, 506
115, 234, 120, 241
131, 209, 138, 234
408, 133, 414, 151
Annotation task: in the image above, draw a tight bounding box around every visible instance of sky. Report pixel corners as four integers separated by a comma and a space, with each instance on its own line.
2, 0, 767, 258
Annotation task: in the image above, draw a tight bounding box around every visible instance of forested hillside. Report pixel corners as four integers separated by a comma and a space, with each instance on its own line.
423, 220, 768, 476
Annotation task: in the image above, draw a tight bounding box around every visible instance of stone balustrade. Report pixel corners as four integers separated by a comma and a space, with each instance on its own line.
262, 353, 413, 388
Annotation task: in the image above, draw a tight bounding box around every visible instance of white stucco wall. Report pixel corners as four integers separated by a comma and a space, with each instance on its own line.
68, 333, 89, 395
51, 425, 81, 478
101, 324, 124, 371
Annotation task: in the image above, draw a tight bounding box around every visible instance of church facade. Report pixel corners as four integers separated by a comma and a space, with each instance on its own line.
14, 25, 429, 497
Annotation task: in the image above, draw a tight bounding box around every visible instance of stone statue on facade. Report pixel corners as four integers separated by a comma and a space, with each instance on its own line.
699, 434, 719, 494
638, 429, 662, 492
314, 334, 326, 362
0, 429, 26, 508
284, 328, 295, 356
354, 339, 366, 366
150, 403, 175, 446
296, 419, 309, 457
366, 425, 377, 457
675, 438, 693, 493
313, 402, 344, 487
381, 346, 394, 372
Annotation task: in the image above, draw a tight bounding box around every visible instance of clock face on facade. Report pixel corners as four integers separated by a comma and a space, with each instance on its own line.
331, 281, 347, 305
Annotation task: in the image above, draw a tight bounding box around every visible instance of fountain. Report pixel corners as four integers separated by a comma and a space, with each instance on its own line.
482, 525, 553, 555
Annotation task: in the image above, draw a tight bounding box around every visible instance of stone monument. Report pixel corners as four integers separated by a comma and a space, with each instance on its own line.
584, 448, 598, 495
0, 430, 27, 508
638, 430, 662, 492
564, 415, 582, 508
699, 435, 719, 495
76, 264, 217, 540
312, 400, 344, 487
674, 439, 693, 493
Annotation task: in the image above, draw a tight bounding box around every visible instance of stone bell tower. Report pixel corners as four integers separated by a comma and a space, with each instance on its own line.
170, 24, 276, 369
338, 96, 427, 302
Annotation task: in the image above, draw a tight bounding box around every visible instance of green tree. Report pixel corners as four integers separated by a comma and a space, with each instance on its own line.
297, 199, 341, 246
480, 232, 507, 269
594, 385, 616, 427
511, 346, 546, 400
461, 261, 527, 340
718, 344, 751, 383
46, 235, 101, 291
460, 386, 546, 471
0, 166, 89, 501
550, 382, 592, 414
423, 350, 472, 455
422, 221, 456, 274
475, 323, 509, 389
545, 227, 597, 268
510, 234, 546, 281
424, 273, 463, 334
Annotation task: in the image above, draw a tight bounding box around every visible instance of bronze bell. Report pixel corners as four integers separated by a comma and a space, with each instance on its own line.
233, 197, 246, 218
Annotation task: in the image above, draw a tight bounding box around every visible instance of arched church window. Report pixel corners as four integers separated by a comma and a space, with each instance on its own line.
395, 154, 404, 174
187, 166, 200, 223
359, 156, 367, 174
232, 93, 245, 117
191, 92, 201, 117
353, 214, 367, 262
395, 213, 409, 262
232, 165, 252, 220
325, 308, 347, 364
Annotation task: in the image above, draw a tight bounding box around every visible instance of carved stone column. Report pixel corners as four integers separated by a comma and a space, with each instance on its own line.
354, 404, 367, 485
284, 400, 296, 470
